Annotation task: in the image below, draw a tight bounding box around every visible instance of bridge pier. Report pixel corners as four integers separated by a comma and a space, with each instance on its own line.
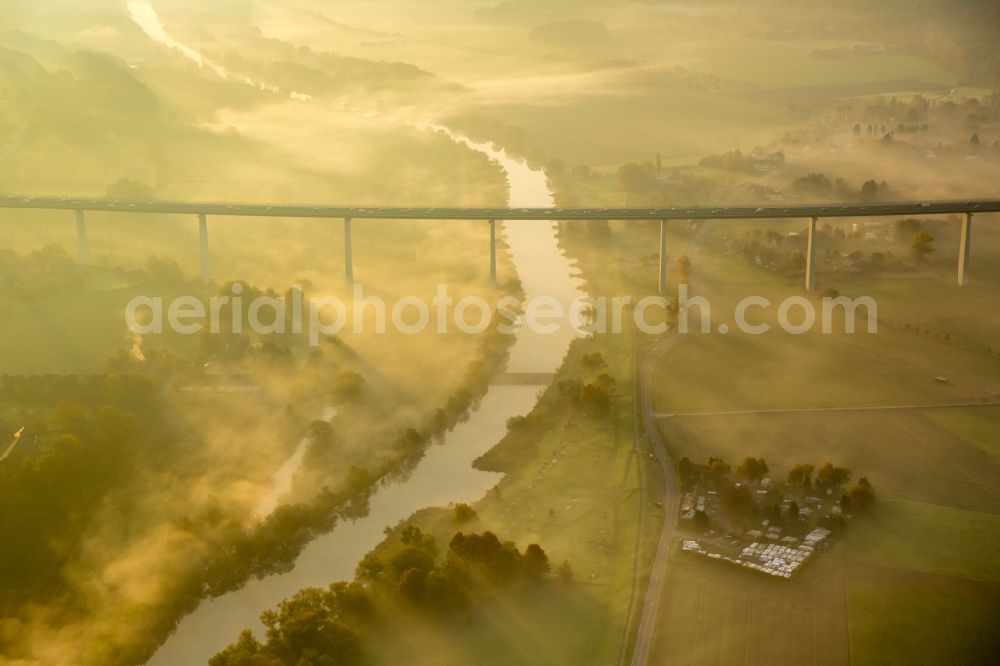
74, 210, 89, 264
805, 216, 817, 291
489, 219, 497, 288
198, 213, 210, 284
344, 217, 354, 287
958, 212, 972, 286
658, 219, 668, 296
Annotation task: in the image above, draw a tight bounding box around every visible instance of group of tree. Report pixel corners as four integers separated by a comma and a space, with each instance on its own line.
789, 173, 890, 202
211, 527, 562, 666
792, 172, 835, 197
892, 218, 937, 262
736, 239, 807, 277
0, 373, 158, 411
356, 525, 556, 613
0, 401, 139, 599
699, 148, 785, 174
106, 178, 156, 200
616, 161, 658, 197
557, 372, 614, 417
787, 461, 876, 513
787, 461, 852, 489
736, 456, 769, 482
0, 245, 84, 299
678, 456, 877, 530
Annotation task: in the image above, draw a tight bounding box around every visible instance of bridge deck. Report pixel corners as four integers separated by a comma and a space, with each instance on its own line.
2, 195, 999, 220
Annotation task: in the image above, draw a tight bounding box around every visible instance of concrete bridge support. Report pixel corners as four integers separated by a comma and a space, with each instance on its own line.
805, 216, 817, 291
658, 219, 668, 296
489, 219, 497, 288
74, 210, 89, 264
198, 213, 210, 284
344, 217, 354, 287
958, 212, 972, 286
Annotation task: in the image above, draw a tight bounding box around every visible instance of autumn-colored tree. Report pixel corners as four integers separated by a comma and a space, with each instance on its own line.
912, 231, 935, 262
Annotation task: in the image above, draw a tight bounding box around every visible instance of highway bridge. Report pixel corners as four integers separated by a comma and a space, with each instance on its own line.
2, 195, 997, 292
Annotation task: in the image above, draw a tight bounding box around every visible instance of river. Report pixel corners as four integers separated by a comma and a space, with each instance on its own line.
130, 3, 587, 663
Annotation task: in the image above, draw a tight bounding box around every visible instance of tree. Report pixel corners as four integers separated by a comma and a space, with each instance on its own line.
51, 401, 88, 434
736, 457, 769, 482
588, 219, 611, 239
308, 420, 334, 446
815, 462, 851, 489
707, 457, 731, 476
399, 524, 437, 555
558, 377, 583, 400
580, 383, 611, 417
860, 179, 879, 201
106, 178, 155, 200
331, 371, 363, 402
594, 372, 616, 390
354, 552, 384, 582
677, 255, 691, 283
677, 456, 698, 489
970, 133, 980, 147
788, 501, 800, 520
448, 531, 522, 586
557, 559, 574, 582
692, 509, 710, 531
912, 231, 935, 262
792, 172, 832, 196
722, 484, 756, 521
616, 161, 657, 198
145, 255, 185, 284
344, 465, 371, 495
209, 630, 281, 666
452, 502, 477, 524
896, 218, 921, 235
398, 567, 426, 603
424, 570, 465, 612
787, 463, 815, 487
388, 546, 435, 582
522, 543, 550, 578
848, 479, 875, 510
257, 588, 364, 666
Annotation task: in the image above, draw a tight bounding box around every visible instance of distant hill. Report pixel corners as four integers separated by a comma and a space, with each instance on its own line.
529, 20, 610, 51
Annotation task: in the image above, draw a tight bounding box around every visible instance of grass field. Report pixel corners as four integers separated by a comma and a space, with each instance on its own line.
846, 572, 1000, 666
367, 581, 607, 666
924, 406, 1000, 465
652, 547, 852, 665
843, 499, 1000, 583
